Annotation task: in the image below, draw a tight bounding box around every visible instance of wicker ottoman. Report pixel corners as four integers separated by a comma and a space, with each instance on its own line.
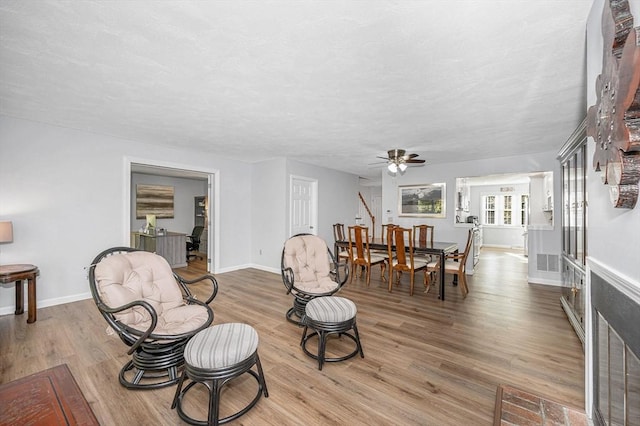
171, 323, 268, 426
300, 296, 364, 370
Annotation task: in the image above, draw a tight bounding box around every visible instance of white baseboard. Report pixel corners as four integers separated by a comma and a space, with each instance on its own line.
215, 263, 279, 275
0, 292, 93, 317
527, 277, 562, 286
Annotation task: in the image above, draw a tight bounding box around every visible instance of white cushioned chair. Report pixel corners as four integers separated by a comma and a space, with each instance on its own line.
281, 234, 348, 325
88, 247, 218, 389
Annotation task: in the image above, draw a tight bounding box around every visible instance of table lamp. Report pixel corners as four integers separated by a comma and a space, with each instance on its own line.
0, 221, 13, 243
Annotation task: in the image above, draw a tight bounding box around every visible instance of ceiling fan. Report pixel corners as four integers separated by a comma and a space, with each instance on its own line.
375, 149, 425, 173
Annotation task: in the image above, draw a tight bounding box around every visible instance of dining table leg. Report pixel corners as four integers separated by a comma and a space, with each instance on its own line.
439, 251, 445, 300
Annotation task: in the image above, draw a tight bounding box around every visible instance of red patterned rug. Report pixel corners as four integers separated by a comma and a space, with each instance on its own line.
494, 384, 587, 426
0, 364, 99, 425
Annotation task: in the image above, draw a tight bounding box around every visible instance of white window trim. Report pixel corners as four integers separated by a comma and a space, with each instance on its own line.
481, 191, 529, 228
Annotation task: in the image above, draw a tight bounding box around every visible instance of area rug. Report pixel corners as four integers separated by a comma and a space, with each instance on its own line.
494, 384, 587, 426
0, 364, 99, 425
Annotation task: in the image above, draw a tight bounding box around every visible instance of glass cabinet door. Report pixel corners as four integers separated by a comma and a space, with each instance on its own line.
575, 145, 586, 265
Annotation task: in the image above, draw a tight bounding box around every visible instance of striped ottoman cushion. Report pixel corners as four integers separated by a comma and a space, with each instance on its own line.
306, 297, 357, 323
185, 323, 258, 370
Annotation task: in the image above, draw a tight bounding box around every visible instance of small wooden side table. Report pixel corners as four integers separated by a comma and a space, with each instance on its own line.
0, 264, 40, 323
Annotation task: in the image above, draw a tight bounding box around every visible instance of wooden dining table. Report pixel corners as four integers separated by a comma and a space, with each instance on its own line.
335, 238, 458, 300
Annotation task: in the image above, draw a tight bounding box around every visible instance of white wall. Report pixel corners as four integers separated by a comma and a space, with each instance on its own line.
586, 0, 640, 281
249, 158, 359, 274
286, 159, 360, 247
0, 116, 364, 313
583, 0, 640, 417
381, 150, 562, 283
251, 158, 287, 272
0, 116, 252, 313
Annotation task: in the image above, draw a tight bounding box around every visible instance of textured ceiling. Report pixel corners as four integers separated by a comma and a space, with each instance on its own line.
0, 1, 593, 181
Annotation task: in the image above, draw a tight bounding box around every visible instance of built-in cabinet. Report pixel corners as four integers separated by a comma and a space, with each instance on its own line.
194, 196, 208, 255
557, 119, 587, 346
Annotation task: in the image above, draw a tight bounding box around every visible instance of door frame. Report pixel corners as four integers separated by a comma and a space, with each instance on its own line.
289, 175, 318, 237
123, 156, 220, 273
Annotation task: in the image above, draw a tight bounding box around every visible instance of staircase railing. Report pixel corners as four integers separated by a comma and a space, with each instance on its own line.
358, 192, 376, 241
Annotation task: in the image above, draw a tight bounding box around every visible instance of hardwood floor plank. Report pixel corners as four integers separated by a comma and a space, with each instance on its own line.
0, 248, 584, 425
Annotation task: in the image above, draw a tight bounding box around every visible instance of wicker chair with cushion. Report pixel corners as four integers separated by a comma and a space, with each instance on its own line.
281, 234, 348, 325
88, 246, 218, 389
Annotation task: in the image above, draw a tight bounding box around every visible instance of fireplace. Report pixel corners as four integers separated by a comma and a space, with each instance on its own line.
591, 270, 640, 425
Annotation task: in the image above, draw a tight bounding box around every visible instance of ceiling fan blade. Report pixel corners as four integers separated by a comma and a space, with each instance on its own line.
376, 156, 391, 160
401, 153, 419, 160
405, 159, 425, 163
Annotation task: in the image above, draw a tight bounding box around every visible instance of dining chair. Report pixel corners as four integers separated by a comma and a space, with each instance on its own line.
413, 224, 435, 264
333, 223, 350, 263
388, 227, 429, 295
348, 225, 387, 286
425, 229, 473, 297
381, 224, 396, 245
376, 223, 397, 257
413, 224, 434, 246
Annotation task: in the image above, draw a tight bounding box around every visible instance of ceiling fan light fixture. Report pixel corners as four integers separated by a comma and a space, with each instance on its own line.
398, 163, 408, 172
388, 163, 398, 173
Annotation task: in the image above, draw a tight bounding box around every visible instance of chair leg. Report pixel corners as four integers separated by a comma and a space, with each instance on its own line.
423, 270, 430, 293
365, 265, 371, 286
317, 330, 327, 370
460, 274, 469, 297
410, 272, 415, 296
352, 323, 365, 358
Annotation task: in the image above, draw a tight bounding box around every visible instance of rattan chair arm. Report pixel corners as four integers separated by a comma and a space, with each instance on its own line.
333, 260, 349, 287
282, 267, 295, 294
97, 299, 158, 355
174, 273, 219, 304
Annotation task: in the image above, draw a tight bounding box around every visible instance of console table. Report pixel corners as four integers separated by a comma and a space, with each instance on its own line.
131, 232, 187, 268
0, 264, 39, 323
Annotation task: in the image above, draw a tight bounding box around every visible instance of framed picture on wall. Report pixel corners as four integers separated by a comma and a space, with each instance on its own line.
136, 184, 175, 218
398, 183, 446, 218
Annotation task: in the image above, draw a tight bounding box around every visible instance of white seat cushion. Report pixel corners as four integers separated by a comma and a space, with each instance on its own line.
306, 296, 357, 322
427, 259, 462, 272
391, 258, 427, 269
185, 323, 259, 370
353, 251, 387, 264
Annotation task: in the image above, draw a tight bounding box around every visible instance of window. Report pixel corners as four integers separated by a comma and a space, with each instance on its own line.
483, 193, 528, 226
503, 195, 512, 225
520, 195, 529, 226
485, 196, 496, 225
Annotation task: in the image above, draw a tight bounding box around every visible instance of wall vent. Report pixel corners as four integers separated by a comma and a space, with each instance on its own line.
537, 254, 560, 272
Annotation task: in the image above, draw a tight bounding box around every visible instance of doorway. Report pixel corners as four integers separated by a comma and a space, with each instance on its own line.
124, 158, 219, 273
289, 175, 318, 236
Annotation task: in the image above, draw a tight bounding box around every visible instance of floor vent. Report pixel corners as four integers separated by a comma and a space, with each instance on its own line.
537, 254, 560, 272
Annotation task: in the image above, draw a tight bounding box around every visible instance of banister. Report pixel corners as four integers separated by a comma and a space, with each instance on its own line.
358, 192, 376, 240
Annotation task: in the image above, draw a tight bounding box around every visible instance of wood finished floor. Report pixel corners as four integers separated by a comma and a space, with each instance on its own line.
0, 248, 584, 425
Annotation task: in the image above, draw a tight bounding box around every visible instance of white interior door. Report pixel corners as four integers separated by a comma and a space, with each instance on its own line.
290, 176, 317, 236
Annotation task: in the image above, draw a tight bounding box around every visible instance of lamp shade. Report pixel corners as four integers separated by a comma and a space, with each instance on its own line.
0, 221, 13, 243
